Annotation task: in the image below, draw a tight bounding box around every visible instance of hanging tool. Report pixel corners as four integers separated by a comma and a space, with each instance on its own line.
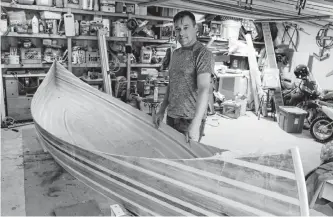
281, 23, 301, 51
296, 0, 307, 15
314, 23, 333, 61
97, 28, 112, 95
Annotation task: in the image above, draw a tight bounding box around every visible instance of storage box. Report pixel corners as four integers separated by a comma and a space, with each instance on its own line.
222, 100, 241, 119
20, 48, 42, 64
278, 106, 307, 133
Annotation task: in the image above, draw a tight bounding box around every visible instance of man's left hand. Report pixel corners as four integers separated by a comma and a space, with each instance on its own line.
187, 121, 201, 142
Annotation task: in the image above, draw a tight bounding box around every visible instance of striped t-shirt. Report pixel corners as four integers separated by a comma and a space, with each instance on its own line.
167, 41, 214, 119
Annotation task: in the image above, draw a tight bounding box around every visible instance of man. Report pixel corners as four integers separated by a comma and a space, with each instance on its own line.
153, 10, 214, 142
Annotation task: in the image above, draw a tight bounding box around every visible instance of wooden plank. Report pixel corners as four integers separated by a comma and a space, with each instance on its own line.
291, 147, 310, 216
244, 33, 261, 112
3, 73, 47, 78
139, 0, 173, 7
0, 67, 6, 121
255, 15, 332, 22
3, 32, 66, 39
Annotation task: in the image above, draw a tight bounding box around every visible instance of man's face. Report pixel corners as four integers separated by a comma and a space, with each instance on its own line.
174, 16, 197, 47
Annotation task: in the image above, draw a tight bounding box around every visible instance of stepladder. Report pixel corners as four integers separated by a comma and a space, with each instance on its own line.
261, 22, 284, 119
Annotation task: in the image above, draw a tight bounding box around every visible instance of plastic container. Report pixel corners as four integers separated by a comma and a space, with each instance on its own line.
140, 46, 152, 64
32, 15, 39, 34
278, 106, 308, 133
221, 20, 241, 40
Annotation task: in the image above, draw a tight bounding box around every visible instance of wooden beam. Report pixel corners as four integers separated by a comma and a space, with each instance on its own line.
254, 15, 332, 22
138, 0, 173, 6
0, 66, 6, 122
244, 33, 261, 113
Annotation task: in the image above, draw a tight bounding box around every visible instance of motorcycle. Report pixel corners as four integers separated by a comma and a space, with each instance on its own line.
310, 101, 333, 143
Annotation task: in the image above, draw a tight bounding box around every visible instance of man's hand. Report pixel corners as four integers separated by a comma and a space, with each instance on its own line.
187, 120, 201, 142
153, 111, 165, 129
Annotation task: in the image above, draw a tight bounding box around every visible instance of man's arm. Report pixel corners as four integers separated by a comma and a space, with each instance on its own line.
157, 84, 170, 114
192, 49, 214, 124
192, 73, 210, 125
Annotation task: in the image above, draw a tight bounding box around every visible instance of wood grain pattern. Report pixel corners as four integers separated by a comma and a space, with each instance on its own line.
31, 61, 310, 216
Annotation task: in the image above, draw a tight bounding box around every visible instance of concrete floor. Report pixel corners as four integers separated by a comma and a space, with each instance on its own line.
1, 111, 332, 216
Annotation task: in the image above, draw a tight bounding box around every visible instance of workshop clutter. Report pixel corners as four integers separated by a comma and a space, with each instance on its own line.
1, 38, 66, 65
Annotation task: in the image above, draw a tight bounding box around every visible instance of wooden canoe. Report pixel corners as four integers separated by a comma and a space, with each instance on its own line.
31, 61, 310, 216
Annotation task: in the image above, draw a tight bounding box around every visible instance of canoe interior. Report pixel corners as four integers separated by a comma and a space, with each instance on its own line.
31, 61, 310, 216
31, 61, 223, 159
35, 122, 309, 216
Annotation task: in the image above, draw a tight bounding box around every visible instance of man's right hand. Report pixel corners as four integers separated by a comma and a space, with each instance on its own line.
153, 111, 164, 129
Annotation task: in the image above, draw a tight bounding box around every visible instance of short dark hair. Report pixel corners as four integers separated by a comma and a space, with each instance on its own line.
173, 10, 196, 25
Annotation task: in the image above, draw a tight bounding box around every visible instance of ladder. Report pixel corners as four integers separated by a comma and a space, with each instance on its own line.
97, 28, 112, 95
261, 22, 284, 115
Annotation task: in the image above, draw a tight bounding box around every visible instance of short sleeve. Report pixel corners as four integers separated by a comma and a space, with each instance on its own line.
196, 48, 215, 76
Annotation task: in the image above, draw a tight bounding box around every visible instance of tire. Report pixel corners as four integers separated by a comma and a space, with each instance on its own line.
296, 102, 318, 130
310, 116, 333, 143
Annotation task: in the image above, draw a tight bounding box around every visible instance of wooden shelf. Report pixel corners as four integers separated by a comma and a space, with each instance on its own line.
72, 63, 161, 68
132, 37, 171, 43
1, 63, 66, 69
131, 63, 161, 68
73, 35, 127, 41
72, 63, 126, 68
1, 2, 172, 21
3, 32, 66, 39
2, 73, 47, 78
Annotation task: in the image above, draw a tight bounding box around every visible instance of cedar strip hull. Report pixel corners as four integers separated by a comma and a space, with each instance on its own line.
31, 61, 309, 216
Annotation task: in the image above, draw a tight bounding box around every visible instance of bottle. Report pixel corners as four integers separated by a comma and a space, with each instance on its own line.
32, 15, 39, 34
74, 20, 79, 36
153, 86, 158, 102
39, 19, 44, 33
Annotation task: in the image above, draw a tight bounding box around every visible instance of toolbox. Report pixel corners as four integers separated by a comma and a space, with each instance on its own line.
278, 106, 307, 133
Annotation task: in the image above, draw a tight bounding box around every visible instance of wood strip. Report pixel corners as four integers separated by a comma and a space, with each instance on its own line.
98, 154, 275, 216
245, 33, 261, 112
170, 157, 299, 198
40, 132, 215, 216
111, 156, 300, 215
44, 143, 162, 216
154, 158, 300, 205
215, 157, 296, 180
38, 125, 300, 215
139, 0, 173, 6
291, 148, 310, 216
40, 130, 278, 216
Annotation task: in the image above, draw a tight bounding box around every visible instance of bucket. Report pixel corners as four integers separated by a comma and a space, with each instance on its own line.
221, 20, 241, 40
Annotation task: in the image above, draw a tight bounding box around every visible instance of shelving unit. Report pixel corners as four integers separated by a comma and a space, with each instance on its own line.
1, 2, 173, 21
